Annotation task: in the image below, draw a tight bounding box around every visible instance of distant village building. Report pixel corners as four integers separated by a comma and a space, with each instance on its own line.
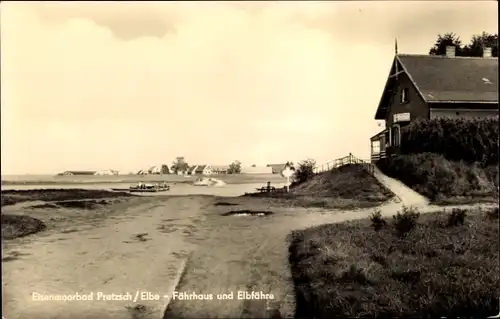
194, 165, 212, 175
94, 169, 119, 175
148, 166, 161, 174
187, 165, 198, 175
211, 165, 229, 174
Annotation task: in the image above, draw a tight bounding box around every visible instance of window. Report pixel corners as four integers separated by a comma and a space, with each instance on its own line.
392, 125, 401, 146
371, 140, 381, 154
400, 88, 409, 104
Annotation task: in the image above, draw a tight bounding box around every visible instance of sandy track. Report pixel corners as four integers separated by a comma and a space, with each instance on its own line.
164, 198, 498, 318
372, 166, 430, 206
3, 193, 496, 319
2, 196, 211, 319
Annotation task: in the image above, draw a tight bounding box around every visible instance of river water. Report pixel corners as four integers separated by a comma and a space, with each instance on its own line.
1, 182, 287, 197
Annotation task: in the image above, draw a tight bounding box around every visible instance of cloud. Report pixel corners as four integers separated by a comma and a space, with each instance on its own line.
0, 1, 498, 174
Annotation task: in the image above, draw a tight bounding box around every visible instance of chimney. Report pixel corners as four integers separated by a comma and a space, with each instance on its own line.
483, 47, 492, 58
445, 46, 456, 58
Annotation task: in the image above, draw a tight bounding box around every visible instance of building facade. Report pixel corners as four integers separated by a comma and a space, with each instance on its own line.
370, 45, 498, 163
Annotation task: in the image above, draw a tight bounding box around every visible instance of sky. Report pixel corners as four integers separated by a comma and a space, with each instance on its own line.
1, 1, 498, 174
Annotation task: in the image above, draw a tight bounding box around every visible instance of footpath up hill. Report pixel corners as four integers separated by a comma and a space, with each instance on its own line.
377, 118, 499, 205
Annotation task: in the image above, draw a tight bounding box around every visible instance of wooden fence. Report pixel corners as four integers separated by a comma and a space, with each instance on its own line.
313, 153, 375, 175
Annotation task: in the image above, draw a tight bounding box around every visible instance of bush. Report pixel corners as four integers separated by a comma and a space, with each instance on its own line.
447, 208, 467, 227
288, 209, 500, 318
370, 210, 386, 231
377, 153, 497, 201
292, 159, 316, 186
401, 118, 498, 167
393, 206, 420, 237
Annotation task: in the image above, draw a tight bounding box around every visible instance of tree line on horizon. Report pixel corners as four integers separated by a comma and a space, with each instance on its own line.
428, 31, 498, 57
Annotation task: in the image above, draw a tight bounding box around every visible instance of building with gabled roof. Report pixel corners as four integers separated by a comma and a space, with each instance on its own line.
370, 45, 498, 163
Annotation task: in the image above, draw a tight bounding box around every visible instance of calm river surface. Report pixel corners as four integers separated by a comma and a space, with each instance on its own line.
1, 182, 287, 197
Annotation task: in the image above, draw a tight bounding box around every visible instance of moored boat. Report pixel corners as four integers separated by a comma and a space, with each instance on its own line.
128, 182, 170, 192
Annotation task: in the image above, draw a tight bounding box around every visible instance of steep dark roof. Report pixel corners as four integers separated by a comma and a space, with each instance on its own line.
375, 54, 498, 119
195, 165, 207, 172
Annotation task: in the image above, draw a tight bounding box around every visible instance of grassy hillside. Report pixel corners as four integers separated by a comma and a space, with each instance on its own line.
289, 206, 500, 317
377, 153, 498, 205
377, 118, 498, 204
245, 164, 394, 209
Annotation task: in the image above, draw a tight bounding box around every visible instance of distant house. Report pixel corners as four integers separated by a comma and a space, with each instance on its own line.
137, 169, 148, 175
241, 166, 273, 174
211, 165, 229, 174
186, 165, 198, 175
371, 45, 498, 163
194, 165, 212, 175
59, 171, 97, 176
94, 169, 119, 176
148, 166, 161, 174
266, 164, 287, 174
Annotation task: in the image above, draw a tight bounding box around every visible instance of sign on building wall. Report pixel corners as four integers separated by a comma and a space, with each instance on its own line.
393, 112, 410, 123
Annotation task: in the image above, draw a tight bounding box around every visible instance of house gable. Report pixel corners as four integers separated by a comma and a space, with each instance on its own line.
375, 57, 428, 122
384, 71, 429, 128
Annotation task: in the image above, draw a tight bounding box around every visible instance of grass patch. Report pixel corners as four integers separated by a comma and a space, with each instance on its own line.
377, 153, 498, 204
54, 199, 109, 209
289, 207, 499, 317
1, 189, 134, 207
243, 164, 394, 209
1, 214, 47, 239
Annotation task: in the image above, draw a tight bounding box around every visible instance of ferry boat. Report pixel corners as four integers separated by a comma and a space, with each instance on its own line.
112, 182, 170, 193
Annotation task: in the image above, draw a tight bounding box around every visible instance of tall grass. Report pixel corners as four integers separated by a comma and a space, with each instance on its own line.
377, 153, 498, 201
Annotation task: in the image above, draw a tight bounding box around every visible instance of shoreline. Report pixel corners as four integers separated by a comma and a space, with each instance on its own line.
1, 175, 286, 186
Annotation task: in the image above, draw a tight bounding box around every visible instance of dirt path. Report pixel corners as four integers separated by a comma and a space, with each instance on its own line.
164, 198, 497, 318
2, 196, 211, 319
3, 193, 496, 319
371, 166, 429, 206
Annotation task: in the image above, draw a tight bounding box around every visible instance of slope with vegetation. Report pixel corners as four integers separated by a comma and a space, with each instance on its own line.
289, 206, 500, 317
246, 161, 394, 209
378, 118, 498, 205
